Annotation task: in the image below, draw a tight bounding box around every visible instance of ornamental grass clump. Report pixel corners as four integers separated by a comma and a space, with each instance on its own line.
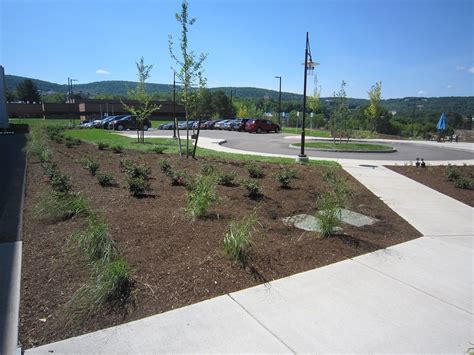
186, 175, 218, 219
246, 162, 264, 178
223, 212, 257, 262
71, 258, 133, 314
36, 191, 90, 221
112, 144, 124, 153
148, 146, 167, 154
316, 173, 352, 237
98, 142, 109, 150
200, 163, 215, 176
316, 192, 342, 238
69, 217, 118, 264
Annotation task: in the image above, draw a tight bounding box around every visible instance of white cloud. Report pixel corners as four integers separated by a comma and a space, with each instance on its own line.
446, 85, 453, 89
96, 69, 110, 75
417, 90, 427, 95
455, 65, 465, 71
468, 67, 474, 74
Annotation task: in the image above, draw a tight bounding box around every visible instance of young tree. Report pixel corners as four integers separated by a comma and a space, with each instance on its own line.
122, 57, 160, 144
364, 81, 383, 132
16, 79, 41, 103
169, 0, 207, 158
332, 81, 350, 142
308, 75, 322, 129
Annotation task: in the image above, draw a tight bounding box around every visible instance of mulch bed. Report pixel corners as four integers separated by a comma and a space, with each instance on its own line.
387, 165, 474, 207
20, 140, 421, 349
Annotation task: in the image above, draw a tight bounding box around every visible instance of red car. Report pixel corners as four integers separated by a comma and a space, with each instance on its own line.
245, 119, 280, 133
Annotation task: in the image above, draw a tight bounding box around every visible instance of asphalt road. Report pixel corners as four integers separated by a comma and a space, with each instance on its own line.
149, 129, 474, 161
0, 134, 26, 243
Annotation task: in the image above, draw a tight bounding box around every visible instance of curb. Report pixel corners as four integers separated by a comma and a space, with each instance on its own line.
288, 143, 397, 153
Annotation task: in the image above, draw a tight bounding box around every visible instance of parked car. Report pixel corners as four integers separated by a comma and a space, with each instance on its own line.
227, 119, 245, 131
206, 120, 222, 129
177, 120, 196, 130
245, 119, 280, 133
102, 115, 128, 129
80, 120, 94, 128
111, 116, 152, 131
234, 118, 250, 131
215, 120, 231, 130
199, 120, 213, 129
158, 122, 175, 130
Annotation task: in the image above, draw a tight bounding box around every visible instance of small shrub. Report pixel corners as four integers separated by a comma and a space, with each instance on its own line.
242, 179, 263, 198
200, 163, 215, 176
70, 218, 118, 263
186, 175, 218, 219
98, 142, 109, 150
42, 161, 58, 179
446, 165, 461, 181
316, 192, 342, 238
223, 212, 257, 261
170, 170, 188, 186
71, 259, 133, 313
148, 146, 167, 154
127, 177, 151, 197
119, 160, 151, 180
276, 168, 296, 188
50, 171, 72, 193
112, 145, 124, 154
83, 158, 100, 176
97, 173, 116, 187
159, 159, 172, 175
454, 177, 472, 190
64, 136, 81, 148
246, 162, 264, 178
36, 192, 90, 220
217, 171, 237, 186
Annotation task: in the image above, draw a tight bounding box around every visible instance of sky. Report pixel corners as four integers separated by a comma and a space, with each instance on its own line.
1, 0, 473, 99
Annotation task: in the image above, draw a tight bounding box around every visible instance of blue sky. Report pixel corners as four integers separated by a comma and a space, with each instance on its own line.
1, 0, 472, 98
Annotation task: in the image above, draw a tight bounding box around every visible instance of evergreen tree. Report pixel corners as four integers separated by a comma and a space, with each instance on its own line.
16, 79, 41, 103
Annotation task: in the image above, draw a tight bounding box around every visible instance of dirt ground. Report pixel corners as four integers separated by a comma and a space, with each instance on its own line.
387, 165, 474, 207
20, 140, 421, 349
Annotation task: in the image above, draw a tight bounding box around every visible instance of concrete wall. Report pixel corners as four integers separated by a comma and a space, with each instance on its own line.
454, 129, 474, 142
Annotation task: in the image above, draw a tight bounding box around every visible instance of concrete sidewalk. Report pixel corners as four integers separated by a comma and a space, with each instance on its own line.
0, 134, 26, 355
26, 161, 473, 353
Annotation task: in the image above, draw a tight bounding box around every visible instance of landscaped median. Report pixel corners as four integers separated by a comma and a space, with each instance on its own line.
20, 124, 420, 349
291, 141, 396, 153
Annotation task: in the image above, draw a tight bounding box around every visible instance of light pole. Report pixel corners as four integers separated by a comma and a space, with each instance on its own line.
297, 32, 317, 163
275, 76, 282, 127
67, 78, 78, 126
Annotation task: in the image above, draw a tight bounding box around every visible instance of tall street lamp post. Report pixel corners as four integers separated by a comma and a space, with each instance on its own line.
67, 78, 78, 126
297, 32, 317, 163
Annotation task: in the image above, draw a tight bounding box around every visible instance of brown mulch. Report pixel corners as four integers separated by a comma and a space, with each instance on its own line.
20, 140, 421, 349
387, 165, 474, 207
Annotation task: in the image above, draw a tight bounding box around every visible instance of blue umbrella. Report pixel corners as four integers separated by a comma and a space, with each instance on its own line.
436, 112, 447, 130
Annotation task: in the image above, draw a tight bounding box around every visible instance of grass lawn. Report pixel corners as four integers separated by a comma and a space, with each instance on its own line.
9, 118, 75, 126
66, 128, 339, 167
282, 127, 331, 137
294, 141, 394, 151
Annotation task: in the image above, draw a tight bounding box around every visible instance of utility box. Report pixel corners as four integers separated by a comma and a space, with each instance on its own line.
0, 66, 9, 129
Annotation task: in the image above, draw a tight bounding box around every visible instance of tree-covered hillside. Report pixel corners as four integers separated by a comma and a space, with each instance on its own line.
5, 74, 474, 117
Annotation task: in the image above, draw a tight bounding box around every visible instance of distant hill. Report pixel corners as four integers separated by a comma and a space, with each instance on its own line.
5, 74, 474, 116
